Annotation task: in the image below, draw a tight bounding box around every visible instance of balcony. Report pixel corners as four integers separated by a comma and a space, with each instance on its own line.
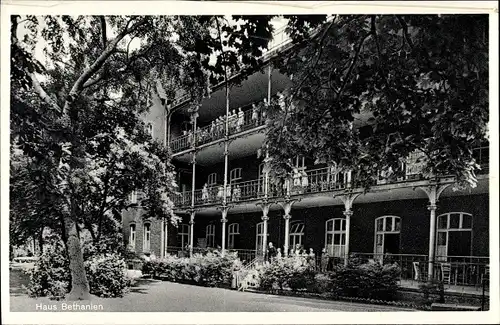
172, 147, 489, 209
170, 103, 267, 154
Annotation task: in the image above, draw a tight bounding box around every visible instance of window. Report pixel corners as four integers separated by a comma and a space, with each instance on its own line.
374, 216, 401, 257
436, 212, 473, 260
256, 221, 268, 252
129, 191, 137, 204
325, 218, 346, 258
177, 224, 190, 248
228, 223, 240, 249
206, 224, 215, 248
289, 221, 305, 248
230, 168, 242, 183
207, 173, 217, 186
294, 156, 305, 169
146, 123, 154, 138
143, 222, 151, 252
129, 224, 136, 248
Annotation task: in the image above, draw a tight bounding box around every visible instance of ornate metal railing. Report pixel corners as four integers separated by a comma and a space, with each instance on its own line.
352, 252, 489, 288
170, 106, 267, 154
173, 147, 489, 209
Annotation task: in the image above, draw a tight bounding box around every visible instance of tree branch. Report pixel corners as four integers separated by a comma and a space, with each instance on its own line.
28, 72, 61, 111
62, 17, 149, 113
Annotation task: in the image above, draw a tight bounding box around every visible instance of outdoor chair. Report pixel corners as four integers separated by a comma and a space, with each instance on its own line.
440, 263, 452, 285
481, 265, 489, 287
413, 261, 423, 281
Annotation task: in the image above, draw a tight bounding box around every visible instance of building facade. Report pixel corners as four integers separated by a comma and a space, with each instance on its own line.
122, 28, 490, 285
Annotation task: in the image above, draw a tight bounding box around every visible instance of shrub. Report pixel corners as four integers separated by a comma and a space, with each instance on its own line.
310, 273, 334, 293
25, 239, 70, 300
419, 280, 445, 305
331, 259, 401, 300
26, 237, 131, 299
85, 253, 131, 298
149, 252, 242, 287
259, 257, 316, 291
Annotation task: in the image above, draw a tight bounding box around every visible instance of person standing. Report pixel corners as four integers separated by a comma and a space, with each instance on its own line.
267, 242, 277, 262
321, 247, 330, 273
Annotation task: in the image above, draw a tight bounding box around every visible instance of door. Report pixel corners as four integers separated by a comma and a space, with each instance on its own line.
448, 231, 472, 256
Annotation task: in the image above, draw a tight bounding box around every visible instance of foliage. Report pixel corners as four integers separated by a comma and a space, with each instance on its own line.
331, 260, 401, 300
143, 252, 241, 287
25, 239, 131, 299
25, 238, 70, 300
85, 253, 131, 298
265, 15, 489, 189
259, 257, 316, 291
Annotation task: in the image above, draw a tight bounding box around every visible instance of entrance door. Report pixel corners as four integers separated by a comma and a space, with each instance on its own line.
374, 216, 401, 263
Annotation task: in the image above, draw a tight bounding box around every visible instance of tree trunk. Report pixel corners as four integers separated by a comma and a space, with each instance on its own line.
63, 214, 91, 300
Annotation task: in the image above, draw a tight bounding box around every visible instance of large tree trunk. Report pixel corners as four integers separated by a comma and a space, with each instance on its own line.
63, 214, 91, 300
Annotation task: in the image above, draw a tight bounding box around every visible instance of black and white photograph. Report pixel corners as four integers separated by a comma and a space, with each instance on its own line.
1, 1, 498, 323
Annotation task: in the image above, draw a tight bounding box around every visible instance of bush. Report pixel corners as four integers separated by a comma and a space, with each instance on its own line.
85, 253, 131, 298
25, 240, 70, 299
146, 252, 242, 287
419, 280, 445, 305
331, 259, 401, 300
259, 257, 316, 291
26, 238, 131, 299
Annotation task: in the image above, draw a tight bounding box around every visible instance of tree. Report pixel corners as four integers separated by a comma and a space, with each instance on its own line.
265, 15, 489, 189
10, 15, 276, 300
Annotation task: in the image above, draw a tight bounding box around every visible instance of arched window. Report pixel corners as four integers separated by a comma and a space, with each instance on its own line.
436, 212, 473, 260
207, 173, 217, 186
289, 221, 305, 248
206, 224, 215, 247
129, 224, 136, 249
325, 218, 346, 258
143, 222, 151, 252
230, 168, 242, 183
228, 223, 240, 249
177, 224, 190, 248
374, 216, 401, 257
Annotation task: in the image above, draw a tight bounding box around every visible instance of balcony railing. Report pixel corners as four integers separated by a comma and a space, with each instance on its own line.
352, 253, 489, 288
173, 147, 489, 209
170, 105, 267, 154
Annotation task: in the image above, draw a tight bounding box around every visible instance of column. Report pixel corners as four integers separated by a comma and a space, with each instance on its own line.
338, 193, 360, 265
418, 183, 450, 281
220, 206, 229, 256
278, 199, 296, 257
257, 201, 271, 258
189, 210, 195, 257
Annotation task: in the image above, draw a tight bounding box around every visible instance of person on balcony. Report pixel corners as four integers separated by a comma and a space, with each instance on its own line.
229, 109, 237, 133
210, 120, 216, 139
236, 107, 244, 132
232, 184, 241, 201
320, 247, 329, 273
276, 248, 282, 259
202, 183, 209, 202
252, 103, 259, 126
292, 167, 301, 194
301, 169, 309, 191
217, 185, 224, 200
226, 184, 232, 200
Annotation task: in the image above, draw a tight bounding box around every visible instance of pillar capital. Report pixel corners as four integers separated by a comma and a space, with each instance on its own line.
189, 220, 195, 225
283, 214, 292, 220
343, 210, 354, 218
221, 218, 227, 223
261, 215, 269, 222
427, 204, 438, 211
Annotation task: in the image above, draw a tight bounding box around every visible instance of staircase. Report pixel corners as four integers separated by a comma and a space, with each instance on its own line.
234, 256, 264, 291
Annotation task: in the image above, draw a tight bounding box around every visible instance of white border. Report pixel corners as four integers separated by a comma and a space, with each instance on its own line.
1, 1, 499, 324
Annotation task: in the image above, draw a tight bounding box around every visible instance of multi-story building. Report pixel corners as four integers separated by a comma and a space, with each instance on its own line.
122, 26, 490, 286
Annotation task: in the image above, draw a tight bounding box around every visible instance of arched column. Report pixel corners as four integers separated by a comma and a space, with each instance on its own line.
188, 209, 196, 257
417, 182, 451, 281
278, 198, 297, 257
337, 192, 361, 265
257, 200, 272, 258
218, 205, 231, 256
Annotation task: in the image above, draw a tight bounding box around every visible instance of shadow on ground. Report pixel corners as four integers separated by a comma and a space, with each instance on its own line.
10, 266, 30, 297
